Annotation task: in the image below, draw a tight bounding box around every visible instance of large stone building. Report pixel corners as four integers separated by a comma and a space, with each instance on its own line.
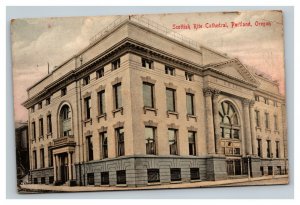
22, 15, 288, 187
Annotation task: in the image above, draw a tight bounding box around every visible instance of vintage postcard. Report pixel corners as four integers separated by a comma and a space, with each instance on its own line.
11, 10, 288, 193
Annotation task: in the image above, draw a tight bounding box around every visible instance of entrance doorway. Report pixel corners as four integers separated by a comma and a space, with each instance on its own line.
59, 153, 68, 184
227, 159, 241, 175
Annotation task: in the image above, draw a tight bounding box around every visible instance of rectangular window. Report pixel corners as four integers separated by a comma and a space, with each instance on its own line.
100, 132, 108, 159
267, 140, 271, 158
32, 121, 36, 140
31, 106, 35, 113
145, 126, 156, 155
186, 93, 195, 115
47, 115, 52, 134
264, 97, 269, 104
96, 67, 104, 79
165, 65, 175, 75
46, 97, 51, 105
166, 88, 176, 112
83, 76, 90, 86
255, 110, 260, 127
112, 58, 121, 70
170, 168, 181, 181
33, 150, 37, 169
98, 90, 106, 115
33, 178, 38, 184
49, 176, 54, 184
276, 141, 280, 158
257, 139, 262, 157
41, 177, 45, 184
274, 115, 278, 130
185, 72, 193, 81
40, 148, 44, 168
265, 113, 269, 129
38, 102, 42, 109
255, 95, 259, 101
142, 58, 153, 69
116, 170, 126, 184
147, 169, 160, 183
61, 87, 67, 96
143, 83, 155, 108
48, 148, 53, 167
190, 168, 200, 180
116, 127, 125, 156
168, 129, 178, 155
86, 136, 93, 161
87, 173, 95, 185
84, 96, 91, 120
113, 83, 122, 109
188, 131, 196, 156
101, 172, 109, 185
39, 118, 44, 137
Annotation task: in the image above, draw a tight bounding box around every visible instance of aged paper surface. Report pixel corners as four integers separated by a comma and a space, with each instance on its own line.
11, 10, 288, 193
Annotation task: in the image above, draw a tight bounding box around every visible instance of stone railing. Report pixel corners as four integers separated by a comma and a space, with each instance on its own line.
53, 135, 75, 147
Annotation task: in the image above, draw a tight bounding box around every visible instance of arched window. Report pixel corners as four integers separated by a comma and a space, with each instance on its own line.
59, 104, 72, 137
219, 101, 240, 139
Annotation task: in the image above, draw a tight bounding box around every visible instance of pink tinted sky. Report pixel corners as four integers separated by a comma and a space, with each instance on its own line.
11, 10, 285, 122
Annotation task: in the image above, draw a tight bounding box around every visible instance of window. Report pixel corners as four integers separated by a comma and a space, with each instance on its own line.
219, 101, 240, 139
116, 127, 125, 156
47, 115, 52, 134
265, 113, 270, 129
260, 166, 264, 176
41, 177, 45, 184
145, 127, 156, 155
185, 72, 193, 81
116, 170, 126, 184
86, 136, 93, 161
165, 65, 175, 75
31, 106, 35, 113
49, 176, 54, 184
112, 58, 120, 70
46, 97, 51, 105
268, 166, 273, 175
96, 67, 104, 79
170, 168, 181, 181
31, 121, 36, 140
98, 90, 105, 115
255, 95, 259, 101
143, 83, 155, 108
274, 101, 277, 107
38, 102, 42, 109
147, 169, 160, 183
276, 141, 280, 158
48, 148, 53, 167
113, 83, 122, 109
264, 97, 269, 105
39, 118, 44, 137
186, 93, 195, 115
190, 168, 200, 180
33, 178, 38, 184
166, 88, 176, 112
100, 132, 108, 159
255, 110, 260, 127
60, 105, 71, 137
168, 129, 178, 155
33, 150, 37, 169
101, 172, 109, 185
40, 148, 44, 168
61, 87, 67, 96
83, 76, 90, 86
188, 131, 196, 156
257, 139, 262, 157
84, 96, 91, 120
142, 58, 153, 69
87, 173, 95, 185
274, 115, 278, 130
267, 140, 271, 158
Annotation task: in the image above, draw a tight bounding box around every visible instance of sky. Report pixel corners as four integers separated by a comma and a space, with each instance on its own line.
10, 10, 285, 122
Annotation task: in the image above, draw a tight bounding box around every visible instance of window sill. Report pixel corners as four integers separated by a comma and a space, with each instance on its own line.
112, 107, 123, 117
143, 106, 157, 116
46, 133, 52, 138
265, 128, 271, 133
147, 182, 161, 186
83, 118, 92, 127
170, 180, 182, 184
97, 113, 107, 122
190, 179, 202, 183
187, 114, 197, 121
167, 111, 179, 119
116, 184, 127, 187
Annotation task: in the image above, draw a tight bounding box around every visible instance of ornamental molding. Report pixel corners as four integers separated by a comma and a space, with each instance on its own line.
141, 76, 156, 84
98, 126, 108, 133
167, 123, 179, 129
96, 85, 106, 93
113, 121, 125, 129
84, 130, 93, 137
144, 120, 158, 127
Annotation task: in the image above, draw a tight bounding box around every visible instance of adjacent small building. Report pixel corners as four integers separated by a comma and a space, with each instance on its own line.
22, 15, 288, 187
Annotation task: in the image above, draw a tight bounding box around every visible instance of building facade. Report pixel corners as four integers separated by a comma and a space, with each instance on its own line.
22, 16, 288, 187
15, 122, 29, 181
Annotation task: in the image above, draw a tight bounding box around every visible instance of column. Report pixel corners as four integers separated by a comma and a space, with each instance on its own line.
53, 154, 57, 182
203, 87, 215, 155
212, 89, 221, 154
68, 152, 73, 180
249, 100, 257, 156
242, 98, 252, 155
56, 155, 61, 181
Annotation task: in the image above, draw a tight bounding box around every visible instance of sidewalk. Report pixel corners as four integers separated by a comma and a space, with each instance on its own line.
20, 175, 288, 193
